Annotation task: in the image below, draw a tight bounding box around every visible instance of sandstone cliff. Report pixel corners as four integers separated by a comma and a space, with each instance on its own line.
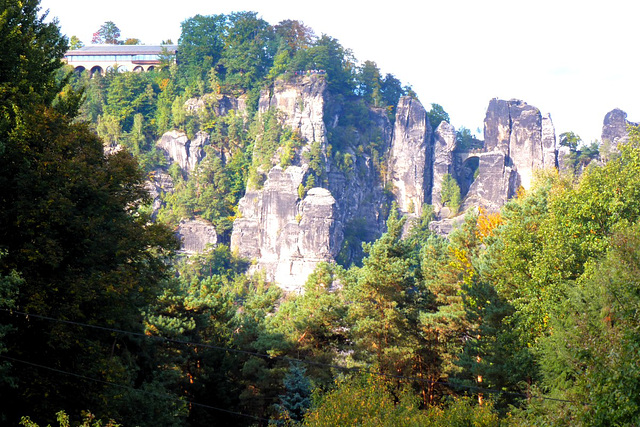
431, 121, 457, 213
156, 130, 210, 173
388, 97, 432, 217
258, 74, 327, 144
462, 99, 557, 212
231, 75, 391, 291
602, 108, 638, 150
231, 75, 340, 291
230, 165, 340, 292
167, 78, 639, 291
177, 219, 218, 254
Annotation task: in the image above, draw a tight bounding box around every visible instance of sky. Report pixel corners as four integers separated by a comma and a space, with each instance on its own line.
40, 0, 640, 143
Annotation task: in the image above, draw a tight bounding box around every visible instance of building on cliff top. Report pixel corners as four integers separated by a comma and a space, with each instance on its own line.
64, 44, 178, 76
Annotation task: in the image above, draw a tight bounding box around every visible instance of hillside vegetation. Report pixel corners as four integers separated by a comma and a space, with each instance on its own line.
2, 1, 640, 426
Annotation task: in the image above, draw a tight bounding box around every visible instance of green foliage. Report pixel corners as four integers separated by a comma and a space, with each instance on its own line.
456, 126, 483, 150
69, 35, 84, 50
380, 73, 404, 120
20, 410, 120, 427
92, 21, 121, 44
423, 397, 504, 427
427, 103, 450, 130
559, 131, 581, 149
0, 4, 180, 424
0, 0, 68, 136
440, 174, 461, 215
303, 373, 428, 427
277, 363, 312, 423
303, 141, 326, 189
219, 12, 276, 94
356, 60, 382, 106
246, 109, 303, 189
177, 14, 227, 92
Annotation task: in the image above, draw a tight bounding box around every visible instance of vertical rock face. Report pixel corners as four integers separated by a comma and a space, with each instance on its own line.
230, 166, 339, 292
146, 169, 174, 219
156, 130, 210, 173
463, 99, 556, 212
184, 93, 248, 117
431, 121, 457, 212
232, 74, 392, 291
541, 114, 557, 169
388, 97, 433, 216
602, 108, 638, 149
258, 74, 327, 143
233, 75, 333, 292
177, 219, 217, 254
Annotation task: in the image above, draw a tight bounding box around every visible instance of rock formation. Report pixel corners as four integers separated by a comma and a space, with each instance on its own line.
258, 74, 327, 144
231, 74, 391, 291
230, 166, 339, 292
146, 169, 174, 219
601, 108, 638, 150
462, 99, 557, 212
184, 93, 247, 117
387, 97, 432, 216
431, 121, 457, 213
156, 130, 210, 173
177, 219, 217, 254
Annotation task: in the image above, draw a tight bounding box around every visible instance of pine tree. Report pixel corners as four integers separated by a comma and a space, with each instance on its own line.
278, 362, 312, 423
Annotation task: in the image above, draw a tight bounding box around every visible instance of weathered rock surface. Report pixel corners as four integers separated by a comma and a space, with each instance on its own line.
156, 130, 210, 173
541, 114, 557, 169
431, 121, 457, 213
177, 219, 217, 254
184, 93, 247, 117
601, 108, 638, 150
259, 74, 327, 144
146, 169, 174, 219
231, 74, 395, 291
231, 166, 339, 292
463, 99, 556, 212
388, 97, 432, 216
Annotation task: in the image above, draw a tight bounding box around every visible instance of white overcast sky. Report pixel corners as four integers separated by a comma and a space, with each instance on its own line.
40, 0, 639, 143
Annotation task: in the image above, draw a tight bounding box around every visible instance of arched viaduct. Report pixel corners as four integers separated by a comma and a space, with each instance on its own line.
64, 44, 178, 76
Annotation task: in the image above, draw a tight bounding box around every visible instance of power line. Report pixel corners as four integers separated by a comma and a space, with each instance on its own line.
0, 308, 357, 371
0, 354, 272, 423
0, 308, 581, 405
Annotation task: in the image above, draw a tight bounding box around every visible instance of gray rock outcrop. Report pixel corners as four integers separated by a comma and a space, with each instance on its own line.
177, 219, 217, 254
232, 74, 394, 290
146, 169, 174, 219
601, 108, 638, 150
259, 74, 327, 144
231, 166, 339, 292
431, 121, 457, 213
463, 99, 557, 212
184, 93, 248, 117
156, 130, 210, 173
387, 97, 432, 216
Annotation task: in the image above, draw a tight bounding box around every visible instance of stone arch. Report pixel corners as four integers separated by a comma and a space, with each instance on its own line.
133, 66, 144, 73
458, 156, 480, 198
90, 65, 103, 77
73, 66, 86, 74
147, 65, 155, 72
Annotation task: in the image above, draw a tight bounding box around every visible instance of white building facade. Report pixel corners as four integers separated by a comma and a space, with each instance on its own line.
64, 45, 178, 75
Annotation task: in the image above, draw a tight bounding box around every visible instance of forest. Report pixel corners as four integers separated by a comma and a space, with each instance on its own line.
1, 1, 640, 426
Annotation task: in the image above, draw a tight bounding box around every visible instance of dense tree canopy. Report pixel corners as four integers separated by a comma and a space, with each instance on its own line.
0, 1, 178, 424
5, 1, 640, 426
